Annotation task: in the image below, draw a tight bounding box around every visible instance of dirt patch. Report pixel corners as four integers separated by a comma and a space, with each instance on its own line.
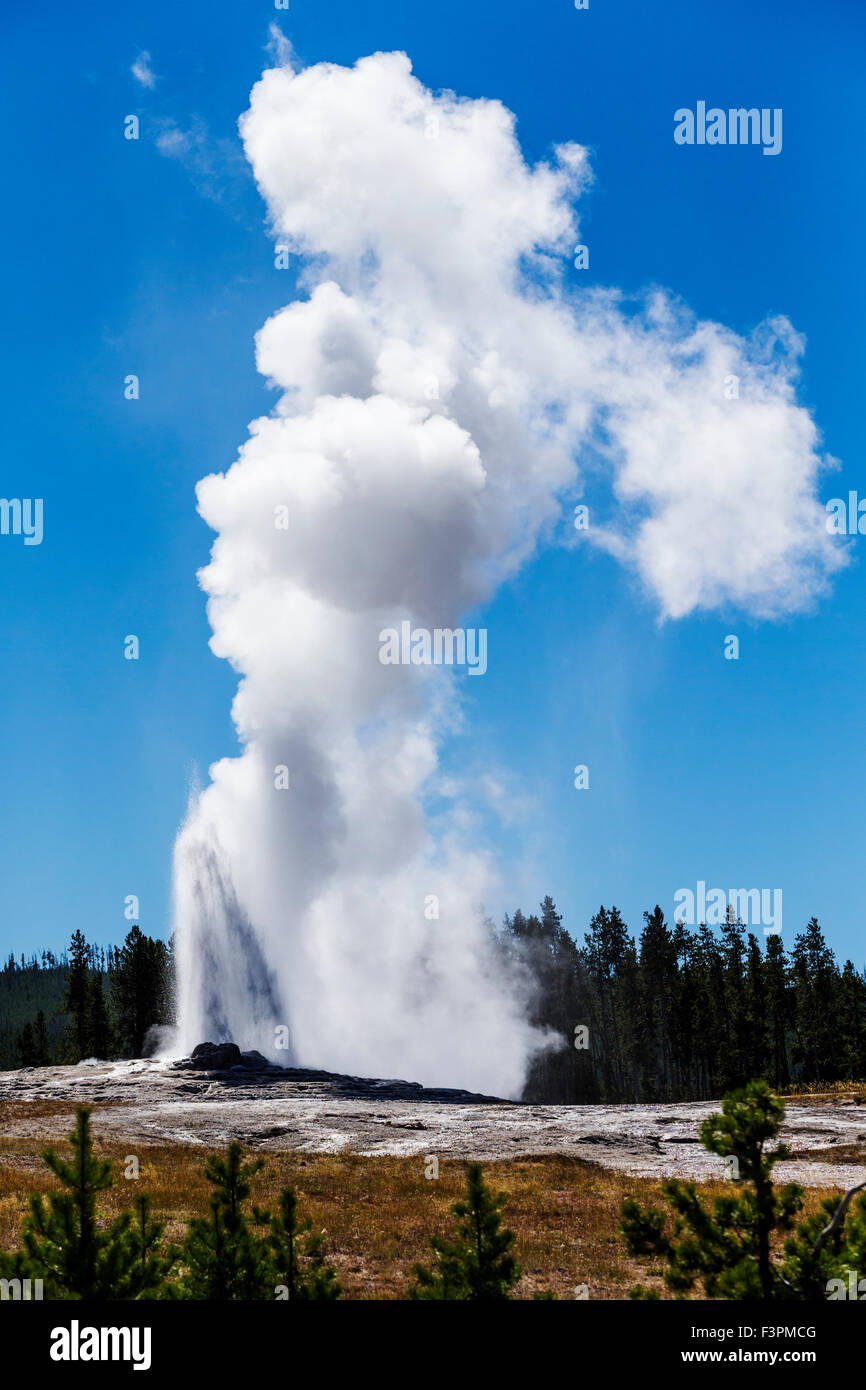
792, 1143, 866, 1165
0, 1098, 124, 1125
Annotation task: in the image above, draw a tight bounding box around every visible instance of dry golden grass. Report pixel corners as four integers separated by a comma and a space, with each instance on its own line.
0, 1114, 846, 1300
780, 1081, 866, 1100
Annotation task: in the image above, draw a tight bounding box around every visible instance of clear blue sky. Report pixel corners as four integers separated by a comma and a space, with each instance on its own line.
1, 0, 864, 966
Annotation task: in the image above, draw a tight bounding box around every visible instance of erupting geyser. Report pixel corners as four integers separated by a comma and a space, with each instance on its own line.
173, 51, 839, 1095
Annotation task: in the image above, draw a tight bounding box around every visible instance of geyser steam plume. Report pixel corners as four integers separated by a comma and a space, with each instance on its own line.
174, 51, 840, 1095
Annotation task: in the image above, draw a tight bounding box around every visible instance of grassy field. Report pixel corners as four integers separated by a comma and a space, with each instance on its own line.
0, 1099, 848, 1300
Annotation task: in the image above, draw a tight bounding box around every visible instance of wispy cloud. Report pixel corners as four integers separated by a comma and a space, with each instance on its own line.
131, 50, 156, 90
266, 22, 296, 69
155, 117, 250, 208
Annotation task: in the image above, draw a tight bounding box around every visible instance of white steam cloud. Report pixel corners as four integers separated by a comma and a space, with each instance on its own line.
173, 51, 841, 1095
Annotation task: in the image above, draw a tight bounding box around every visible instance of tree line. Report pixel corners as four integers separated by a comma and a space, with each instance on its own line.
4, 902, 865, 1103
2, 926, 172, 1069
499, 898, 866, 1103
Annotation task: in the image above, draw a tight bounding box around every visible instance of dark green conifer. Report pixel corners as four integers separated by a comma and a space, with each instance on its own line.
263, 1186, 341, 1300
86, 971, 114, 1058
0, 1106, 172, 1299
33, 1009, 52, 1065
621, 1079, 866, 1300
410, 1163, 522, 1300
16, 1020, 36, 1067
61, 930, 91, 1062
180, 1142, 270, 1300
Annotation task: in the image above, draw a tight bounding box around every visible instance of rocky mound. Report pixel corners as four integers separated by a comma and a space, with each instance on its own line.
179, 1042, 273, 1072
171, 1043, 504, 1102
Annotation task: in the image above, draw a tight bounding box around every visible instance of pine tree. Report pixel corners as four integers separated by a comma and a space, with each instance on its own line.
86, 971, 114, 1059
836, 961, 866, 1080
763, 934, 792, 1089
111, 926, 171, 1057
507, 897, 587, 1103
620, 1080, 866, 1300
692, 924, 726, 1095
114, 1195, 177, 1300
778, 1179, 866, 1299
670, 921, 700, 1097
180, 1142, 271, 1300
33, 1008, 52, 1066
792, 918, 840, 1083
719, 908, 749, 1089
742, 931, 770, 1081
638, 907, 677, 1099
263, 1186, 341, 1300
62, 930, 91, 1062
0, 1106, 172, 1299
410, 1164, 523, 1300
16, 1020, 37, 1067
583, 906, 633, 1100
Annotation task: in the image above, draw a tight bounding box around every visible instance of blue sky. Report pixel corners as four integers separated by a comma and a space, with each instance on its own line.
1, 0, 864, 967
